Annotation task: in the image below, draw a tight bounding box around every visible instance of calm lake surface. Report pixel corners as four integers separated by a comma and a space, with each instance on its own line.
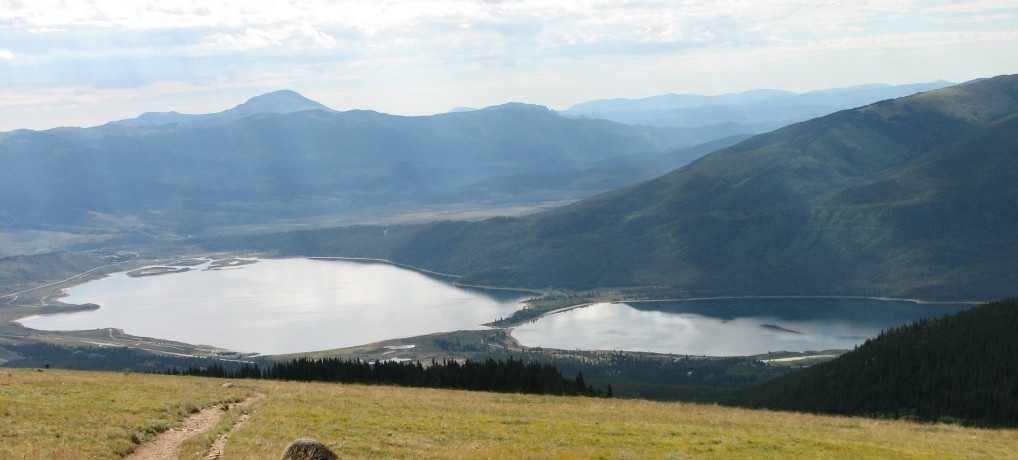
511, 298, 974, 356
20, 258, 528, 355
21, 257, 976, 356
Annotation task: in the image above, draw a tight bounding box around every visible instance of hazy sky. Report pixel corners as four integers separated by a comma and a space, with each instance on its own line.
2, 0, 1017, 131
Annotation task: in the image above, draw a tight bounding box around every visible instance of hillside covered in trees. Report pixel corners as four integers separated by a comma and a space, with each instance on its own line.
730, 298, 1018, 427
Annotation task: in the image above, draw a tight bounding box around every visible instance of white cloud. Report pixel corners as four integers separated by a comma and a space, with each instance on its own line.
798, 29, 1018, 52
1, 0, 1016, 130
205, 25, 339, 50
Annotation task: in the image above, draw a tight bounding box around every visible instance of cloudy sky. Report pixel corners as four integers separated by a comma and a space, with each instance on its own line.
2, 0, 1017, 131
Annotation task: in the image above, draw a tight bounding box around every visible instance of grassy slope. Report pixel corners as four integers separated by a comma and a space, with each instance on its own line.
2, 368, 1017, 459
0, 369, 251, 459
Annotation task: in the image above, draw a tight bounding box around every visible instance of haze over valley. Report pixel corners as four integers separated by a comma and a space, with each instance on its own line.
0, 81, 954, 257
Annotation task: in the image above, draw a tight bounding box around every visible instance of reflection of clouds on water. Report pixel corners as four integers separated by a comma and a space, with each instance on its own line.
20, 258, 526, 355
513, 301, 973, 356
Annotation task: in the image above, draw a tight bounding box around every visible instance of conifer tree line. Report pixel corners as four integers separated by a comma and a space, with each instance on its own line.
731, 298, 1018, 427
164, 356, 608, 397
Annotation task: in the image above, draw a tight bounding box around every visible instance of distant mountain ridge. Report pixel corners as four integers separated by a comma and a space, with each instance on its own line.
568, 82, 950, 113
0, 97, 690, 248
111, 90, 334, 127
224, 75, 1018, 301
561, 81, 954, 143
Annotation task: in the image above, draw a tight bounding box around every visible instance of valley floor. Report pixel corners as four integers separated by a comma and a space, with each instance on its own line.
2, 368, 1016, 459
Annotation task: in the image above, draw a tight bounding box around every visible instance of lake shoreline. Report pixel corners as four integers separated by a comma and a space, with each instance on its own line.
18, 257, 529, 355
5, 253, 983, 360
507, 296, 976, 356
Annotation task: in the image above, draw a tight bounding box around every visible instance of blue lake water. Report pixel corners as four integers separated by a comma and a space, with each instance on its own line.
20, 258, 976, 356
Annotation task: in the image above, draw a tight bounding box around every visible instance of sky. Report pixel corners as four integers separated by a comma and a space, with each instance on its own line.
1, 0, 1017, 131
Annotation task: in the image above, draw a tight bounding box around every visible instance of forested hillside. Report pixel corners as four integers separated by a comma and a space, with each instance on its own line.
730, 298, 1018, 427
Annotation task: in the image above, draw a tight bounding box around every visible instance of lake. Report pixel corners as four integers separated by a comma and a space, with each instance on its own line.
19, 258, 528, 355
20, 258, 976, 356
511, 298, 974, 356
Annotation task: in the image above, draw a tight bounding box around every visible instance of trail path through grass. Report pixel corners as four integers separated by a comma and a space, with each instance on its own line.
123, 394, 262, 460
204, 395, 264, 459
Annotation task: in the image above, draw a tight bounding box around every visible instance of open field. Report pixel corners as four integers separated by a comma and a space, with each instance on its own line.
2, 368, 1016, 459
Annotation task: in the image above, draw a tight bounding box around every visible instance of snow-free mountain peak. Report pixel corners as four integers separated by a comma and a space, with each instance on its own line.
225, 90, 333, 117
111, 90, 333, 128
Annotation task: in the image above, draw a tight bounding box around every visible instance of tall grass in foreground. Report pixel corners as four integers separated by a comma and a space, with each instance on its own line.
2, 368, 1017, 459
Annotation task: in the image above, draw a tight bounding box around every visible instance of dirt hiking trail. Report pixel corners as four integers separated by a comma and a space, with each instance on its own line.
124, 394, 263, 460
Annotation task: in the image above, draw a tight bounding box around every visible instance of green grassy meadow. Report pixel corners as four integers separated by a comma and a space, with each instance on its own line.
2, 368, 1017, 459
0, 368, 251, 459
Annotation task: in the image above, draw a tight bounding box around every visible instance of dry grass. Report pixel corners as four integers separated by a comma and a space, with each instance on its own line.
0, 368, 252, 459
2, 368, 1017, 459
228, 381, 1018, 459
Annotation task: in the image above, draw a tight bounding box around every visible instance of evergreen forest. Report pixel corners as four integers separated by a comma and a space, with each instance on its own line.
164, 356, 607, 397
730, 298, 1018, 427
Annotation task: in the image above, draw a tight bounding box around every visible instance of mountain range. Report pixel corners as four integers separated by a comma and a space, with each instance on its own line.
563, 81, 954, 143
0, 95, 693, 251
4, 81, 940, 256
1, 81, 960, 258
110, 90, 334, 127
215, 75, 1018, 301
